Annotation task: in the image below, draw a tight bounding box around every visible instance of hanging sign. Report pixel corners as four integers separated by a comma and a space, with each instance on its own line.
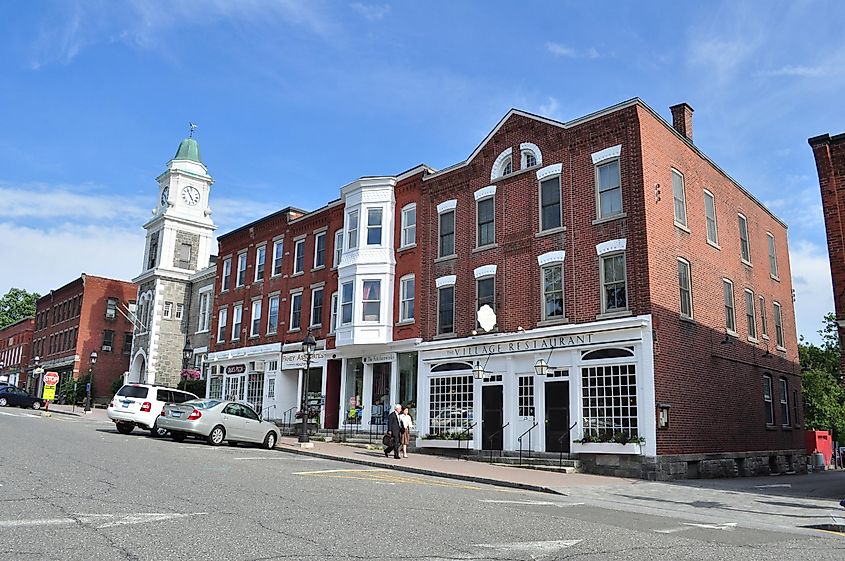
225, 364, 246, 375
282, 352, 327, 369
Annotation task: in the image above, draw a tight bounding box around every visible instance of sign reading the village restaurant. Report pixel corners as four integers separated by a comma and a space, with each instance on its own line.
442, 334, 597, 360
225, 364, 247, 375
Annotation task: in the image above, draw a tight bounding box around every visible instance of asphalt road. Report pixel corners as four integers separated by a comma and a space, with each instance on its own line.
1, 409, 844, 560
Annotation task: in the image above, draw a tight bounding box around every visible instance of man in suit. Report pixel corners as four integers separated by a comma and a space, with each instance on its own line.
384, 404, 404, 459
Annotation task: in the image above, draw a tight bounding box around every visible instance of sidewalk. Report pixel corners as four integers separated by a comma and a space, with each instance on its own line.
45, 403, 109, 420
276, 436, 629, 494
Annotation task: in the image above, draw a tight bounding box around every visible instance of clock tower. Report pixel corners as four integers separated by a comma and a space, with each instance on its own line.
128, 135, 217, 387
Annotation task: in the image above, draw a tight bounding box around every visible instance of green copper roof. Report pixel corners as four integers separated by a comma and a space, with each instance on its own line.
173, 137, 202, 163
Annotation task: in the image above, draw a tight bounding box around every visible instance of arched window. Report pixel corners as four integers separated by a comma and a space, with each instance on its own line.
491, 147, 513, 180
520, 142, 542, 169
582, 347, 634, 360
431, 362, 472, 372
502, 156, 512, 175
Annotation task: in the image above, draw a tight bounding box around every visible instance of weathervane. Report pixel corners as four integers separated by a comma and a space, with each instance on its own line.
188, 122, 198, 137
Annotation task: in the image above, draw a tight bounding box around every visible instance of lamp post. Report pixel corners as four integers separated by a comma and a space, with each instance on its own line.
182, 338, 194, 390
0, 361, 5, 385
85, 351, 98, 412
298, 328, 317, 443
32, 356, 43, 394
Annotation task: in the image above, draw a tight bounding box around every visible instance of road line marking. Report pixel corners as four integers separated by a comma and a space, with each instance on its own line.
0, 411, 19, 417
753, 484, 792, 489
473, 540, 581, 556
0, 512, 208, 529
479, 499, 585, 507
292, 468, 383, 475
234, 456, 293, 461
0, 518, 76, 528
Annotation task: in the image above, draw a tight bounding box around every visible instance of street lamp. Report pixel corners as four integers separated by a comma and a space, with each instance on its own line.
85, 351, 98, 412
533, 358, 549, 377
182, 337, 194, 370
298, 328, 317, 444
33, 356, 43, 394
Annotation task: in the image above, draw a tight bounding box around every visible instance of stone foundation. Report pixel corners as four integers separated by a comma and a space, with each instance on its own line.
578, 449, 808, 480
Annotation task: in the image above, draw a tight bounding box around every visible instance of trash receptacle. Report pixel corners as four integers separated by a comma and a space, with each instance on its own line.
813, 451, 826, 471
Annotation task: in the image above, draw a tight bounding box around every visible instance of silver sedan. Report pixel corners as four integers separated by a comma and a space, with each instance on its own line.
159, 399, 279, 449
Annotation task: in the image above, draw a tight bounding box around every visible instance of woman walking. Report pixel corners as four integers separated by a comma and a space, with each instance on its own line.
399, 406, 413, 458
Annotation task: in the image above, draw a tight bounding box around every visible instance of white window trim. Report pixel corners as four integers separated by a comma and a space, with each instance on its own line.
289, 291, 303, 331
347, 210, 359, 250
250, 300, 262, 337
266, 295, 280, 335
435, 275, 456, 288
232, 304, 243, 341
520, 142, 542, 169
537, 250, 565, 266
400, 204, 416, 248
767, 232, 779, 279
340, 282, 354, 326
475, 193, 496, 248
399, 274, 415, 323
744, 288, 757, 342
438, 204, 457, 258
271, 240, 284, 277
703, 189, 720, 248
311, 288, 324, 327
333, 229, 343, 268
329, 291, 338, 333
773, 300, 785, 350
595, 157, 623, 220
163, 301, 173, 320
366, 207, 384, 247
540, 262, 565, 321
678, 258, 693, 319
254, 244, 266, 282
437, 285, 455, 335
599, 252, 628, 314
537, 169, 563, 233
671, 168, 688, 230
536, 163, 562, 181
473, 264, 497, 279
175, 303, 184, 321
437, 199, 457, 213
491, 147, 513, 180
738, 213, 752, 266
313, 231, 326, 269
473, 185, 497, 201
596, 238, 627, 256
759, 295, 769, 339
591, 144, 621, 165
361, 279, 382, 322
293, 239, 306, 275
217, 307, 228, 343
221, 257, 232, 292
723, 278, 737, 336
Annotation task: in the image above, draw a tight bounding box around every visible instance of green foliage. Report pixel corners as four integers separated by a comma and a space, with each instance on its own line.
422, 431, 472, 441
110, 377, 125, 396
574, 432, 645, 445
799, 312, 845, 437
60, 375, 89, 406
177, 378, 206, 397
0, 288, 40, 329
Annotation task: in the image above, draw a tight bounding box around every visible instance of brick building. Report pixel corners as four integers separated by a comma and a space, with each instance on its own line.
30, 274, 136, 401
0, 317, 35, 388
413, 99, 801, 479
206, 167, 428, 427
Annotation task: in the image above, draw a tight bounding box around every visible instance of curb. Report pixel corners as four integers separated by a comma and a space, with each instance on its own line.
275, 443, 564, 496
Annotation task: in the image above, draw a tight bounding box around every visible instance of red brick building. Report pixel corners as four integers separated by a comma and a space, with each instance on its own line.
0, 317, 35, 388
414, 99, 801, 479
810, 132, 845, 381
206, 167, 428, 428
31, 274, 137, 401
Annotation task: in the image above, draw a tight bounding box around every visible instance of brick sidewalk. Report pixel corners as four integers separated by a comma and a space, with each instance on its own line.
276, 436, 630, 494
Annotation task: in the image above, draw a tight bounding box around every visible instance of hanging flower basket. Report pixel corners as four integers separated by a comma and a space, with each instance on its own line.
180, 369, 201, 381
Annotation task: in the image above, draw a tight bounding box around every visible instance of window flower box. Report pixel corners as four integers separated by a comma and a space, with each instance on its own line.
573, 442, 641, 455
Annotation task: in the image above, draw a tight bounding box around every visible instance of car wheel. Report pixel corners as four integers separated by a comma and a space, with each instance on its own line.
149, 422, 168, 438
207, 425, 225, 446
263, 431, 277, 450
171, 431, 186, 442
116, 422, 134, 435
0, 397, 7, 407
31, 401, 42, 410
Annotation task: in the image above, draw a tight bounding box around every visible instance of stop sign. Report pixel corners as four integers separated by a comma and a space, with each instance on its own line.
44, 372, 60, 386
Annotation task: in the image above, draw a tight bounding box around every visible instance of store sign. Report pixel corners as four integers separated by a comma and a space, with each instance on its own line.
282, 352, 327, 369
225, 364, 246, 375
443, 334, 595, 359
363, 353, 395, 364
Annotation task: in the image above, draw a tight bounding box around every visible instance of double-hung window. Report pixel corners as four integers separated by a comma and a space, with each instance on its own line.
250, 300, 262, 337
600, 254, 627, 313
232, 304, 242, 341
723, 279, 736, 334
476, 276, 495, 324
333, 230, 343, 267
362, 280, 381, 321
289, 292, 302, 330
293, 239, 305, 275
329, 292, 338, 332
767, 233, 778, 278
221, 258, 231, 291
255, 246, 265, 282
341, 282, 354, 325
311, 288, 324, 327
217, 308, 227, 342
438, 286, 455, 335
759, 296, 769, 338
197, 291, 210, 332
738, 214, 751, 264
779, 378, 790, 426
773, 301, 784, 348
744, 289, 757, 340
477, 196, 495, 247
542, 264, 564, 320
401, 204, 416, 247
678, 258, 692, 318
672, 169, 687, 227
267, 295, 279, 335
539, 176, 562, 231
236, 253, 247, 287
704, 189, 719, 245
314, 232, 326, 269
367, 208, 383, 246
272, 240, 284, 276
439, 210, 455, 257
400, 275, 415, 322
763, 376, 774, 426
596, 159, 622, 218
347, 210, 359, 250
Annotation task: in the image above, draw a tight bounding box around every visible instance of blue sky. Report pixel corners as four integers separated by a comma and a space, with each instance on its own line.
0, 1, 842, 343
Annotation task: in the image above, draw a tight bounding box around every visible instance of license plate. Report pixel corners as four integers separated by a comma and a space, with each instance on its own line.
171, 411, 182, 418
121, 402, 129, 408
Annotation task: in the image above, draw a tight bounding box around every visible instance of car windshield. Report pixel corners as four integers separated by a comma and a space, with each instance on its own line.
116, 385, 149, 398
184, 399, 222, 410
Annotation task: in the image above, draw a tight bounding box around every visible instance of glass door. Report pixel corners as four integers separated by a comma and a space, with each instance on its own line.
371, 362, 391, 430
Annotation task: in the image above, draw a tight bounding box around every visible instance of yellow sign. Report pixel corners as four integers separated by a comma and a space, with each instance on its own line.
42, 384, 56, 401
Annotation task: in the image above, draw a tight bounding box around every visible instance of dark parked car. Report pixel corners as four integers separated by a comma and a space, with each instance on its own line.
0, 386, 44, 410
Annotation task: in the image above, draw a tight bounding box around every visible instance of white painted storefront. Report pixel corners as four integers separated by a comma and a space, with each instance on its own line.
415, 315, 657, 457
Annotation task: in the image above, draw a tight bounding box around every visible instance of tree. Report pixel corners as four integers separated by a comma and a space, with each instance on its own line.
0, 287, 40, 329
799, 312, 845, 438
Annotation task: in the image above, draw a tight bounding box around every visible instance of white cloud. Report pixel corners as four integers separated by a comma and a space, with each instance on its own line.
350, 2, 391, 21
789, 238, 833, 345
545, 42, 600, 60
537, 96, 561, 119
0, 183, 148, 224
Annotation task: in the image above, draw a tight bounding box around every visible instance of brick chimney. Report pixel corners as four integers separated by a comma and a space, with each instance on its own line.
670, 103, 694, 141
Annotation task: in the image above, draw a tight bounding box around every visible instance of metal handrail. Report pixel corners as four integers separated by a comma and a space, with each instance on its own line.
281, 406, 296, 430
487, 422, 510, 462
559, 421, 578, 468
517, 421, 539, 465
459, 422, 477, 451
260, 404, 277, 422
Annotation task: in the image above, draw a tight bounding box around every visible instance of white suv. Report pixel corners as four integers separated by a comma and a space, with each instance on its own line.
107, 384, 198, 437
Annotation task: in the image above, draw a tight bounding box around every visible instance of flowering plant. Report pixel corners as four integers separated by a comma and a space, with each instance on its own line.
180, 368, 201, 380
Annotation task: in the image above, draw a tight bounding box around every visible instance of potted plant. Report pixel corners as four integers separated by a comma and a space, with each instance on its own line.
418, 430, 473, 448
573, 430, 645, 454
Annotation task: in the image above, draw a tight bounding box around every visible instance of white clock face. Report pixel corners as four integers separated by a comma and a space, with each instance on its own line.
160, 186, 169, 206
182, 186, 200, 206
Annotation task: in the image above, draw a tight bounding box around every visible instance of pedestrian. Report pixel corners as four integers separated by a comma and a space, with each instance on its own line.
383, 404, 404, 459
399, 406, 413, 458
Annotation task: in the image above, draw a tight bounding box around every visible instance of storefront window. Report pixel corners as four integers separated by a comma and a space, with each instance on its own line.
428, 374, 473, 437
344, 358, 363, 424
581, 364, 638, 440
398, 352, 418, 420
371, 362, 390, 427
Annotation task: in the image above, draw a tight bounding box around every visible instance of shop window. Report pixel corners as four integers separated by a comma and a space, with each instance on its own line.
431, 362, 473, 372
428, 374, 473, 437
209, 376, 223, 400
398, 352, 418, 419
344, 358, 364, 424
581, 364, 638, 439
